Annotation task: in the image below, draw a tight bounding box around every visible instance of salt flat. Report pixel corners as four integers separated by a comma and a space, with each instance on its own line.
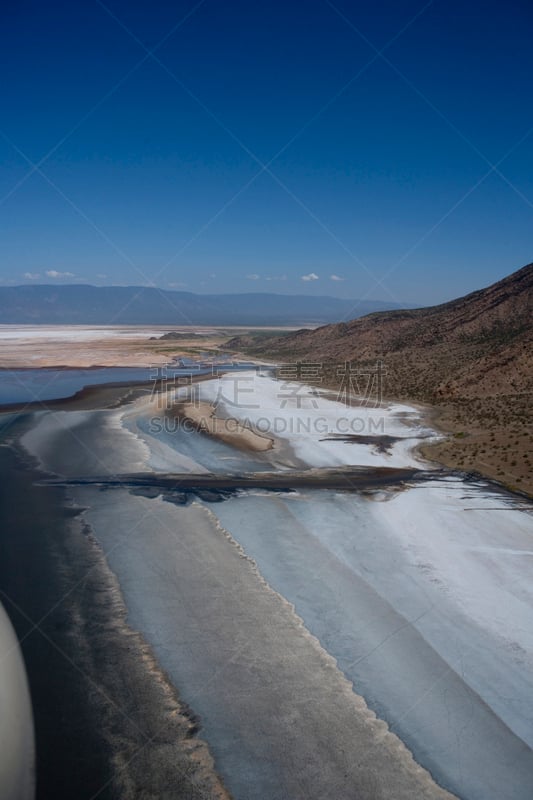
0, 324, 165, 341
19, 371, 533, 800
0, 324, 206, 367
196, 370, 431, 468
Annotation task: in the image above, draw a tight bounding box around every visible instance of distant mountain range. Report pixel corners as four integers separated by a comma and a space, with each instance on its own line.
0, 284, 405, 326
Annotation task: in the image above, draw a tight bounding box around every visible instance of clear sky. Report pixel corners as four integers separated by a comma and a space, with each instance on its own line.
1, 0, 532, 306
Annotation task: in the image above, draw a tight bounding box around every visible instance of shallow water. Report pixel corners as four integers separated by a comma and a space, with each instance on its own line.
17, 373, 533, 800
123, 408, 275, 474
212, 488, 533, 800
71, 487, 453, 800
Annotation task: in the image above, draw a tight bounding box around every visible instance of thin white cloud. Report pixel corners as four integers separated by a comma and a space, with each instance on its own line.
45, 270, 75, 279
168, 281, 188, 288
96, 273, 108, 279
265, 275, 287, 282
246, 274, 260, 280
330, 274, 344, 281
24, 272, 40, 280
301, 272, 319, 281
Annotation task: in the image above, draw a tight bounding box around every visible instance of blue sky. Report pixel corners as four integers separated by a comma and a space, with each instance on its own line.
1, 0, 532, 305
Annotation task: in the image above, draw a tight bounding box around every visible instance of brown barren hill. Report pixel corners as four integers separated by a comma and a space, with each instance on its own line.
225, 262, 533, 495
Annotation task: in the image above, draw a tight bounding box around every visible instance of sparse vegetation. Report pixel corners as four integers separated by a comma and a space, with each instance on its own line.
228, 262, 533, 497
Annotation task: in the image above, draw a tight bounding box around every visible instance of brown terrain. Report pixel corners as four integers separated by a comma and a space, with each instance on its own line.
0, 326, 291, 368
224, 262, 533, 496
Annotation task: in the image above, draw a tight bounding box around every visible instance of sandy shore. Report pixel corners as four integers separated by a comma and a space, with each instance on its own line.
174, 400, 274, 452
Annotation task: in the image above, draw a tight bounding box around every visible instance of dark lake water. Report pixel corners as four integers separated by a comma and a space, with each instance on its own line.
0, 364, 262, 406
0, 367, 155, 405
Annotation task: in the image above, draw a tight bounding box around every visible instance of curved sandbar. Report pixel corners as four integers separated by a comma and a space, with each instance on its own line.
172, 400, 274, 452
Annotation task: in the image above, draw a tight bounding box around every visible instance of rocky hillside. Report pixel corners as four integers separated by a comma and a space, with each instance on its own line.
228, 262, 533, 400
226, 262, 533, 494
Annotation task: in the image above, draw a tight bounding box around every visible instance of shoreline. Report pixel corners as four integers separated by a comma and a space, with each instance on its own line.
2, 392, 460, 800
0, 380, 154, 413
2, 365, 530, 503
2, 368, 530, 501
0, 372, 221, 414
413, 400, 533, 500
315, 383, 533, 500
172, 399, 275, 452
72, 489, 458, 800
224, 346, 533, 499
0, 434, 231, 800
4, 370, 533, 799
327, 383, 533, 499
